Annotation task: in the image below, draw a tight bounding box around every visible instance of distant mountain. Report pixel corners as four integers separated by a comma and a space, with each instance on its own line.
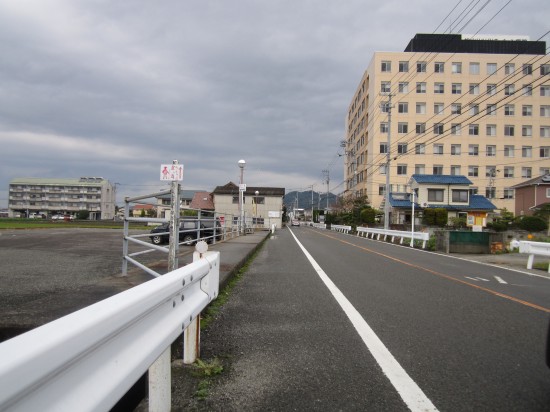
284, 191, 338, 210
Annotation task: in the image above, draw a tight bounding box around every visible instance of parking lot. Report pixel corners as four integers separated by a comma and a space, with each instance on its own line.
0, 228, 176, 339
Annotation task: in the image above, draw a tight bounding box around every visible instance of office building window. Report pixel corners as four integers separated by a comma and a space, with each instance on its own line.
433, 165, 444, 175
468, 144, 479, 156
504, 63, 515, 75
379, 164, 387, 174
522, 64, 532, 75
434, 123, 444, 135
486, 166, 497, 177
397, 164, 407, 175
417, 61, 427, 73
522, 125, 532, 137
398, 82, 409, 93
450, 165, 461, 175
503, 188, 514, 199
541, 167, 550, 175
486, 124, 496, 136
522, 105, 532, 116
541, 126, 550, 138
379, 185, 386, 195
504, 125, 515, 136
434, 103, 444, 115
469, 62, 480, 74
451, 144, 461, 155
416, 82, 426, 94
504, 145, 515, 157
522, 167, 532, 178
451, 124, 461, 135
452, 62, 462, 73
503, 167, 514, 178
381, 102, 390, 113
433, 144, 444, 155
452, 83, 462, 94
434, 83, 444, 94
399, 61, 409, 72
381, 61, 391, 72
541, 64, 550, 75
469, 83, 479, 95
541, 147, 550, 158
415, 143, 425, 154
470, 104, 479, 115
504, 84, 515, 96
398, 143, 408, 154
415, 164, 425, 174
541, 86, 550, 96
451, 103, 462, 115
541, 106, 550, 117
381, 81, 391, 93
398, 123, 408, 134
523, 84, 533, 96
434, 62, 444, 73
504, 105, 515, 116
469, 124, 479, 136
398, 102, 408, 113
468, 166, 479, 177
485, 187, 496, 199
416, 102, 426, 114
380, 122, 388, 133
487, 84, 497, 95
486, 145, 496, 157
522, 146, 532, 157
486, 104, 496, 116
416, 123, 426, 134
380, 143, 388, 154
487, 63, 497, 75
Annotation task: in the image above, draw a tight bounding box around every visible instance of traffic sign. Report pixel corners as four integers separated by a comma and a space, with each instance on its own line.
160, 164, 184, 181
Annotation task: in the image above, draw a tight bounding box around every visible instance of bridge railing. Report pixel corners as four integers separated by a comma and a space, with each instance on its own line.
0, 250, 220, 412
356, 226, 430, 249
519, 241, 550, 273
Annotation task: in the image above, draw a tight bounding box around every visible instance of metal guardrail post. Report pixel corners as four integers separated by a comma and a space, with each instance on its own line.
122, 198, 130, 276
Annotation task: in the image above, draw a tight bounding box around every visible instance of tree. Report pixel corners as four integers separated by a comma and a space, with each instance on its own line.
534, 204, 550, 235
77, 210, 90, 220
518, 216, 548, 232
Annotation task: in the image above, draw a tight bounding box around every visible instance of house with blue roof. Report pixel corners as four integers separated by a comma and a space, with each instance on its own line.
387, 174, 496, 228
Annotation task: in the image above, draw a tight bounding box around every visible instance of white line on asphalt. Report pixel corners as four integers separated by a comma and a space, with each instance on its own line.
289, 229, 438, 412
476, 277, 490, 282
494, 276, 508, 284
465, 277, 479, 281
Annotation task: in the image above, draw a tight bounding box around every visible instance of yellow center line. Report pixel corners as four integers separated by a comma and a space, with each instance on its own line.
313, 230, 550, 314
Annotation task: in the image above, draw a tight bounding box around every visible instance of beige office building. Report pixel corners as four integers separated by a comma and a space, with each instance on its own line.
344, 34, 550, 214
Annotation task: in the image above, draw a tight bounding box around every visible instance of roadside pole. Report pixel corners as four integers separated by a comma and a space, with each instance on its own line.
150, 160, 183, 412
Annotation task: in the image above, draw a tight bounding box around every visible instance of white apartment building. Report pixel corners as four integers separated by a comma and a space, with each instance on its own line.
8, 177, 116, 219
344, 33, 550, 213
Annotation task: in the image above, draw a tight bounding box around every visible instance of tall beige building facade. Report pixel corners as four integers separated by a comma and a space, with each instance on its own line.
344, 34, 550, 214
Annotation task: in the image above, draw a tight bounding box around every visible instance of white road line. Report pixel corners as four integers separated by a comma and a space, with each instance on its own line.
494, 276, 508, 284
465, 277, 479, 281
289, 229, 438, 412
476, 277, 490, 282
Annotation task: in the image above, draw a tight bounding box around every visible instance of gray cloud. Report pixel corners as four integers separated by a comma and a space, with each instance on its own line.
0, 0, 548, 206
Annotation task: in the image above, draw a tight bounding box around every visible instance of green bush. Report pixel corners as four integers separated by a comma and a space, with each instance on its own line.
360, 208, 376, 225
422, 208, 448, 227
517, 216, 548, 232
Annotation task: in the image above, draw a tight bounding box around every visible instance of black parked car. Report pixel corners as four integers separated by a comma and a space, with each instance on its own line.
149, 218, 223, 245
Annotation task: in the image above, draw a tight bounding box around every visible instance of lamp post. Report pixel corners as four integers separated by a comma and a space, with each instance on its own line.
238, 159, 246, 235
254, 190, 259, 229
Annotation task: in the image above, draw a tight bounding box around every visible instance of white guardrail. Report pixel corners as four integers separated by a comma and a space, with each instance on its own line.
519, 241, 550, 273
0, 250, 220, 412
330, 224, 352, 234
356, 226, 430, 249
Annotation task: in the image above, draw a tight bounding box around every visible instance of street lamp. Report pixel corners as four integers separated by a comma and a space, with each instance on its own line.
254, 190, 259, 229
238, 160, 246, 235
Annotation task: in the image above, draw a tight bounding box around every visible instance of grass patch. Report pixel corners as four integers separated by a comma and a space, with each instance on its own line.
190, 358, 224, 400
533, 262, 550, 271
0, 218, 149, 230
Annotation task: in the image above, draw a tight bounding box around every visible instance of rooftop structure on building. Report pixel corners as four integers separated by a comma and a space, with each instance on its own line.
344, 33, 550, 216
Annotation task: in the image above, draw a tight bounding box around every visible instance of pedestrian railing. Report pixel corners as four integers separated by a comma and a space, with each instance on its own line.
519, 241, 550, 273
356, 227, 430, 249
312, 223, 326, 229
0, 250, 220, 412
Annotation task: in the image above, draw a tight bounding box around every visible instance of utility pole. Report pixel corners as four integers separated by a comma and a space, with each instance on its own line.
322, 169, 330, 210
310, 184, 314, 223
383, 93, 394, 230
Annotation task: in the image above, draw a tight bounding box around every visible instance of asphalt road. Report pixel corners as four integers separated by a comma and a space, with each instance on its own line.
192, 226, 550, 411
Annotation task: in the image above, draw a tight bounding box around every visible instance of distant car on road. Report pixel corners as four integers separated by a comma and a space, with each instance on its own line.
150, 218, 222, 245
291, 220, 300, 227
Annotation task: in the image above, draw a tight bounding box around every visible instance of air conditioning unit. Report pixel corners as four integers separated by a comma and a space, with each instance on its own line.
422, 202, 428, 207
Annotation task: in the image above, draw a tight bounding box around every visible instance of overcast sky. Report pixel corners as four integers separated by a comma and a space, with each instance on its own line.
1, 0, 548, 207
